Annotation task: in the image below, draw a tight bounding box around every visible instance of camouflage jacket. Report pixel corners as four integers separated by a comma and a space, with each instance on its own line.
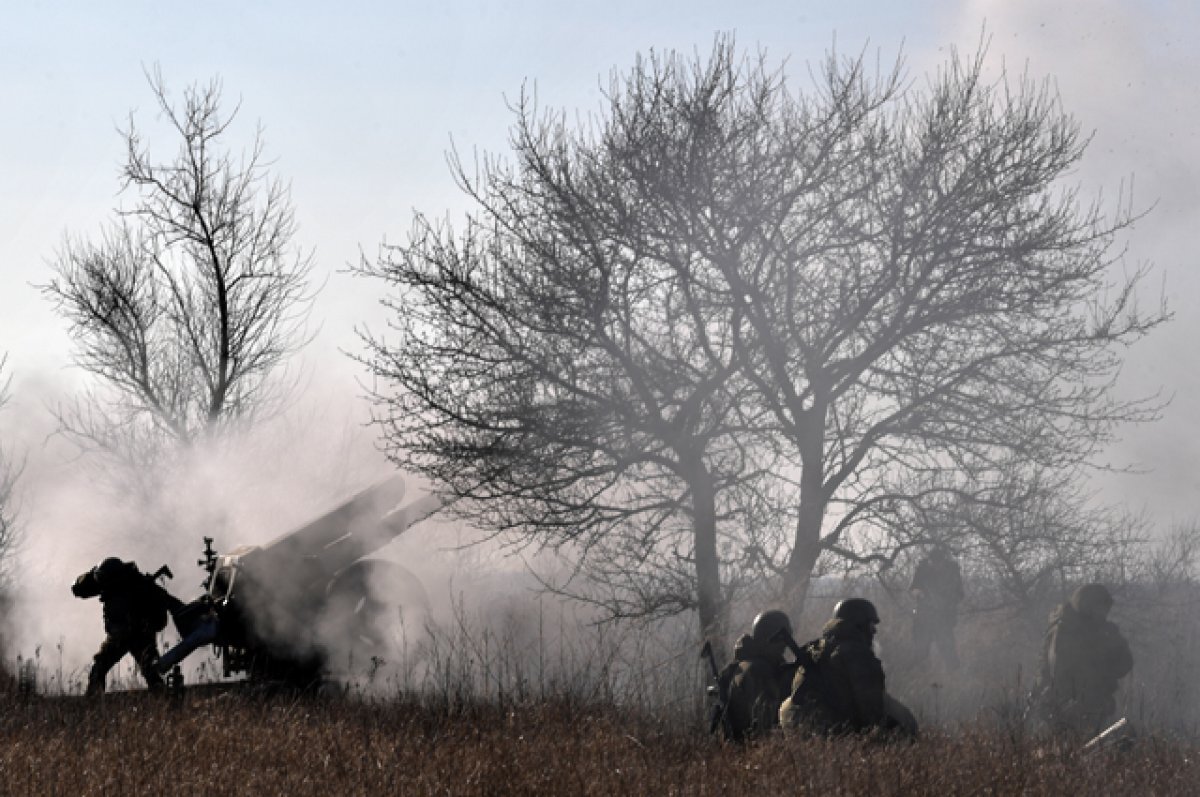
1040, 603, 1133, 717
911, 555, 964, 608
72, 562, 181, 635
782, 618, 887, 734
717, 634, 797, 741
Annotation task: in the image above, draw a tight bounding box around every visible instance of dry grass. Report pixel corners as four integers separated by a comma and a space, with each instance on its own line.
5, 580, 1199, 795
0, 681, 1196, 796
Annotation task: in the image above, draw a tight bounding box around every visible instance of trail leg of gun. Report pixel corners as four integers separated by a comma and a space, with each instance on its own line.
157, 616, 221, 673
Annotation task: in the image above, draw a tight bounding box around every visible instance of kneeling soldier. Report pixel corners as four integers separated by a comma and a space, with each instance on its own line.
780, 598, 917, 738
715, 609, 799, 741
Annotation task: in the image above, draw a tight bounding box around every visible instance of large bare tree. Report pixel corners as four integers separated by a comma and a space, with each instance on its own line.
717, 48, 1167, 613
44, 71, 315, 464
358, 38, 1165, 645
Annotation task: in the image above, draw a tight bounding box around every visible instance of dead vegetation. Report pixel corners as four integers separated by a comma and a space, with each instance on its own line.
5, 574, 1197, 796
0, 681, 1195, 796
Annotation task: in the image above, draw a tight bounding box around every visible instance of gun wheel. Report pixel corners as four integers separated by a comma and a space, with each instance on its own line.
323, 559, 430, 670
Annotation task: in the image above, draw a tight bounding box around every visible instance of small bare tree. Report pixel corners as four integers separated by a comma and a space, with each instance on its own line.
0, 355, 20, 587
43, 71, 315, 465
911, 464, 1147, 617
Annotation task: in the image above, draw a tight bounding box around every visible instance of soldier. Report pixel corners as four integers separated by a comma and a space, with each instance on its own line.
779, 598, 917, 738
713, 610, 798, 742
910, 545, 964, 669
71, 557, 183, 695
1035, 583, 1133, 738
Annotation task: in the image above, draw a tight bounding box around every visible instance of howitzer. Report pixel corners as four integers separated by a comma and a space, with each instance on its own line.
161, 476, 443, 686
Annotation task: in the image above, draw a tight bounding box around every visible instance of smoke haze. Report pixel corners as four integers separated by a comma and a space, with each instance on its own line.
0, 2, 1198, 738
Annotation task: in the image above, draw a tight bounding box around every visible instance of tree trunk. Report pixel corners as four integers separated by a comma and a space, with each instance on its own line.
783, 410, 827, 624
690, 464, 728, 656
783, 493, 824, 623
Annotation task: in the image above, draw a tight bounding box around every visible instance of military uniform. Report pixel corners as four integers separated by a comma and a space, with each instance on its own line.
910, 547, 964, 669
72, 558, 183, 695
717, 635, 796, 741
1036, 583, 1132, 737
714, 610, 797, 742
780, 598, 917, 738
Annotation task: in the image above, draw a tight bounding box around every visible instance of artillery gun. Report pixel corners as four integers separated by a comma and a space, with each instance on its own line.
161, 476, 441, 686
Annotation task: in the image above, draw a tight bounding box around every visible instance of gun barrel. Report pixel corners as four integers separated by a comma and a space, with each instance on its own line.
262, 476, 407, 553
313, 493, 447, 577
239, 477, 414, 582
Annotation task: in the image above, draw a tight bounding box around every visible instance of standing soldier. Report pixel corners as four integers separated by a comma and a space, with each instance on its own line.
1036, 583, 1133, 738
910, 546, 964, 669
712, 610, 798, 742
779, 598, 918, 738
71, 557, 183, 695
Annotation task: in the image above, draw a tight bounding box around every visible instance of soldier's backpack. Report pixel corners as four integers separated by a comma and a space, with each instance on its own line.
137, 572, 180, 633
121, 564, 177, 633
786, 636, 835, 711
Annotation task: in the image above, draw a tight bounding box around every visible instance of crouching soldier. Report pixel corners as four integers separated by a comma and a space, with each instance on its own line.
72, 557, 184, 695
1035, 583, 1132, 738
713, 610, 799, 742
779, 598, 917, 739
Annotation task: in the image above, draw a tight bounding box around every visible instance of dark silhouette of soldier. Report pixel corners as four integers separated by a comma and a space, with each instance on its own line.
779, 598, 917, 738
910, 546, 964, 669
72, 557, 183, 695
712, 610, 798, 742
1036, 583, 1132, 738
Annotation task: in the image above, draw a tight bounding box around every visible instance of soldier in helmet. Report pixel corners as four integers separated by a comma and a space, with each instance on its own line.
713, 609, 798, 742
910, 545, 965, 669
1035, 583, 1133, 737
72, 557, 184, 695
779, 598, 917, 738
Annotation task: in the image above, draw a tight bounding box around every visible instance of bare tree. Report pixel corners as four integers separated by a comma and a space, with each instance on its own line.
358, 37, 1165, 644
0, 355, 20, 587
890, 464, 1148, 617
356, 56, 767, 643
725, 47, 1168, 615
43, 71, 315, 464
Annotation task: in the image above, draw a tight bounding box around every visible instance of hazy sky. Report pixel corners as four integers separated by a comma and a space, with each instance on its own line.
1, 0, 1198, 524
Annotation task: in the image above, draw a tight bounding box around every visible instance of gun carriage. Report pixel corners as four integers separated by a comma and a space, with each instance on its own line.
164, 477, 439, 686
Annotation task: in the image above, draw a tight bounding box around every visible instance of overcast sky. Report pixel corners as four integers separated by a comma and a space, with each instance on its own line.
2, 0, 1198, 527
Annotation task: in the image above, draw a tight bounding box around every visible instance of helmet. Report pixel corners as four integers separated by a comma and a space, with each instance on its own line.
1070, 583, 1113, 619
751, 609, 793, 645
832, 598, 880, 628
94, 557, 127, 588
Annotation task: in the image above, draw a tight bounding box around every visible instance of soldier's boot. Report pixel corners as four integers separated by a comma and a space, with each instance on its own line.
134, 645, 165, 693
85, 666, 106, 696
87, 635, 126, 696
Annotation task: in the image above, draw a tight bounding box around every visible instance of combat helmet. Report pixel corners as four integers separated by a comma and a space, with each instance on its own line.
833, 597, 880, 631
1070, 583, 1114, 620
750, 609, 793, 645
94, 557, 127, 587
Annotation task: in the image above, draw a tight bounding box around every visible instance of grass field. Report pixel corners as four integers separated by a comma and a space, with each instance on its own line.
1, 677, 1197, 796
5, 579, 1199, 795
